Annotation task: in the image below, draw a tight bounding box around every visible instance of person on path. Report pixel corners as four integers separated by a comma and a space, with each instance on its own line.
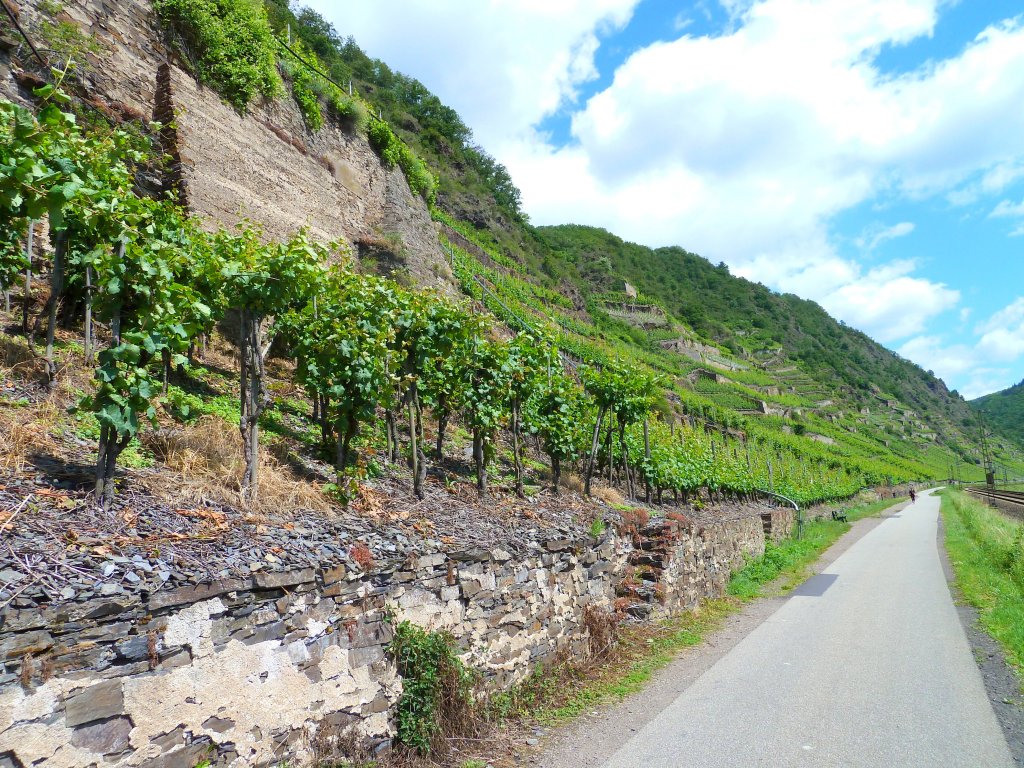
910, 488, 917, 503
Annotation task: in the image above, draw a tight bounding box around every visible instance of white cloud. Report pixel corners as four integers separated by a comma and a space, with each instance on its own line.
499, 0, 1024, 339
898, 335, 976, 379
982, 163, 1024, 194
672, 14, 695, 32
976, 297, 1024, 360
855, 221, 915, 251
896, 338, 1009, 400
947, 161, 1024, 207
979, 297, 1024, 333
978, 328, 1024, 361
822, 262, 959, 341
959, 370, 1016, 400
990, 198, 1024, 218
900, 296, 1024, 396
303, 0, 640, 149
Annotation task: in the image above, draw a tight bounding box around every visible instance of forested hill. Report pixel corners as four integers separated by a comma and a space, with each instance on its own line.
972, 381, 1024, 449
536, 225, 975, 432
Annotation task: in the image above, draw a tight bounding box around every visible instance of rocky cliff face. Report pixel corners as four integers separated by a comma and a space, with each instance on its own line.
2, 0, 453, 290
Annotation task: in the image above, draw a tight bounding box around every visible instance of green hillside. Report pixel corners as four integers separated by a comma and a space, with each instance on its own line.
535, 225, 976, 433
437, 212, 1024, 485
972, 380, 1024, 450
247, 1, 1024, 486
4, 0, 1022, 523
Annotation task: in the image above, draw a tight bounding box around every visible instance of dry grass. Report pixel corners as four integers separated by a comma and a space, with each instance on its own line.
582, 604, 620, 660
0, 336, 38, 376
1, 318, 329, 517
308, 724, 374, 767
200, 339, 238, 373
0, 334, 84, 474
142, 416, 332, 514
0, 403, 61, 474
188, 323, 243, 377
592, 484, 625, 507
1, 326, 97, 395
560, 472, 585, 494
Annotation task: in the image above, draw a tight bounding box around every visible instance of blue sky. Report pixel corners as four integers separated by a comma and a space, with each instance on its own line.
310, 0, 1024, 399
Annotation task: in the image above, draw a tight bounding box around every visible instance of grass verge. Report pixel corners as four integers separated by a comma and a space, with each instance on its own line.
498, 599, 736, 727
728, 495, 902, 599
941, 489, 1024, 681
845, 495, 905, 522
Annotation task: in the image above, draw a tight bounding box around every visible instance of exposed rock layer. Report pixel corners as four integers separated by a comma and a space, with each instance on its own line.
1, 0, 452, 291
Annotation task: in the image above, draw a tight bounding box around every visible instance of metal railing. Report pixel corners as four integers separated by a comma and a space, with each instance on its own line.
756, 489, 802, 539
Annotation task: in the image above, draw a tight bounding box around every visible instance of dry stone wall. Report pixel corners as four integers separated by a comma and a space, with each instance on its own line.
0, 508, 789, 767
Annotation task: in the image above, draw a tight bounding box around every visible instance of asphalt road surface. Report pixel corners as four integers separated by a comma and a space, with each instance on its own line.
555, 490, 1014, 767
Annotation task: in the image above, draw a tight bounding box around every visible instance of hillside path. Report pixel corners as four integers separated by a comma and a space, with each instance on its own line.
538, 490, 1014, 767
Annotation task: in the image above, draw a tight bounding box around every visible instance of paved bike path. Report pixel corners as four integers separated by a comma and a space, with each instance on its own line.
590, 490, 1013, 767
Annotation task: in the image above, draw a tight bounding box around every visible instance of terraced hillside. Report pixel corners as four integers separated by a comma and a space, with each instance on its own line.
436, 214, 1024, 487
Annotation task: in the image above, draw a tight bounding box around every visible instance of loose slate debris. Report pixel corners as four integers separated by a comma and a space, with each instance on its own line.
0, 462, 770, 613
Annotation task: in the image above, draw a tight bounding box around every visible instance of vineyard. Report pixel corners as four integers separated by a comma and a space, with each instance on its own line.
0, 76, 900, 518
3, 0, 1023, 532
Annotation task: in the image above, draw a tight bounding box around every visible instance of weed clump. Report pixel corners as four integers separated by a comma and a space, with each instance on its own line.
616, 507, 650, 543
154, 0, 281, 112
349, 541, 374, 571
388, 621, 480, 756
582, 603, 619, 659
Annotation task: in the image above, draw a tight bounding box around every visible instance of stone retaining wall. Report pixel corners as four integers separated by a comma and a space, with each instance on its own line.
0, 507, 788, 767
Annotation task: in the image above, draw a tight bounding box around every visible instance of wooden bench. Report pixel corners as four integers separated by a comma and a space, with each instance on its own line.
831, 509, 849, 522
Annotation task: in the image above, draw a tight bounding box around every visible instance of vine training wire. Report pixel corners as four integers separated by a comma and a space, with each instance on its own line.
1, 0, 46, 67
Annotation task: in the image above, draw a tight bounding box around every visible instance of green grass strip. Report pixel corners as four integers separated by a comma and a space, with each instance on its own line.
941, 489, 1024, 682
528, 599, 736, 726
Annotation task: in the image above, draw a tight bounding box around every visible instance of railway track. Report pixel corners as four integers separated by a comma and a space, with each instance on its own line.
964, 486, 1024, 519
